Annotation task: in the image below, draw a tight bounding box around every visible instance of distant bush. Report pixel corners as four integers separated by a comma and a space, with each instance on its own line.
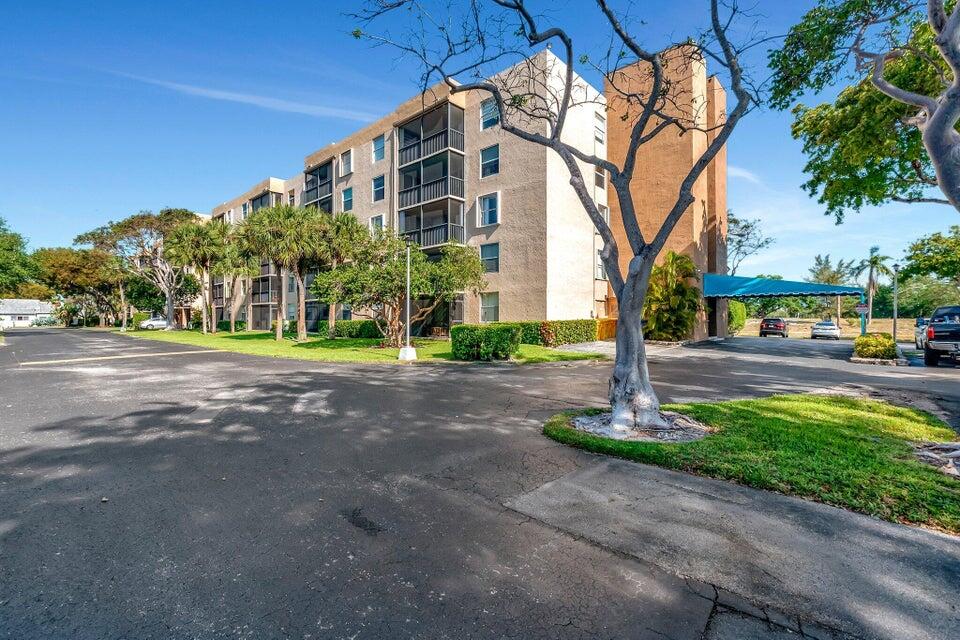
216, 320, 246, 332
315, 319, 380, 339
854, 333, 897, 359
728, 300, 747, 334
131, 311, 151, 328
30, 316, 59, 327
451, 323, 522, 361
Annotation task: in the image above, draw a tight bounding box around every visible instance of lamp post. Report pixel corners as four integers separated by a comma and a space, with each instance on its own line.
892, 262, 900, 345
398, 243, 417, 361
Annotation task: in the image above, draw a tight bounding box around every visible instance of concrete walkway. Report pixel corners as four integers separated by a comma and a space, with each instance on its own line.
508, 458, 960, 640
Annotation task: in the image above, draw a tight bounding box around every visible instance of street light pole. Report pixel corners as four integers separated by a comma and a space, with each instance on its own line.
892, 263, 900, 345
398, 243, 417, 361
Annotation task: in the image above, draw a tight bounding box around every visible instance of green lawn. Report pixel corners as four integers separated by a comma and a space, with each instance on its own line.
121, 328, 603, 364
545, 395, 960, 534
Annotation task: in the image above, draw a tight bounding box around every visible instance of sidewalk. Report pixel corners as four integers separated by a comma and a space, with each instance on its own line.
507, 458, 960, 640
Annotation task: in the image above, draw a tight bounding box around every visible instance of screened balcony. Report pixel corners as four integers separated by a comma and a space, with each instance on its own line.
398, 103, 465, 166
400, 199, 465, 249
398, 151, 464, 208
303, 160, 334, 210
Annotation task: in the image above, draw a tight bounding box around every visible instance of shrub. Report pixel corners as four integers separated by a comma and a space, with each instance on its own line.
643, 251, 701, 341
131, 311, 151, 328
315, 319, 381, 339
544, 319, 597, 346
451, 323, 522, 360
854, 332, 897, 359
216, 320, 246, 332
494, 321, 544, 345
31, 316, 59, 327
728, 300, 747, 335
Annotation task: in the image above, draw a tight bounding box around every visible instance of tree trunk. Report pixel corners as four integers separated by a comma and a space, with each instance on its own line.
164, 288, 176, 331
328, 258, 338, 339
118, 282, 127, 332
294, 266, 307, 342
608, 269, 668, 432
208, 268, 217, 335
274, 263, 284, 341
835, 296, 841, 323
200, 268, 209, 334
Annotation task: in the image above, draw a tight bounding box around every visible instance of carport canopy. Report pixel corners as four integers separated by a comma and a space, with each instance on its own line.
702, 274, 863, 299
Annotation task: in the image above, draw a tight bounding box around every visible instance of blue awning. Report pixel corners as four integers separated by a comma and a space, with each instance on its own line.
702, 274, 863, 299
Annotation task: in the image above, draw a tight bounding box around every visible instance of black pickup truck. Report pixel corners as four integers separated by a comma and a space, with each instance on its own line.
923, 305, 960, 366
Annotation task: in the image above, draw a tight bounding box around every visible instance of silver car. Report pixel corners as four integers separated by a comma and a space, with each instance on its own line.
810, 321, 841, 340
139, 317, 169, 330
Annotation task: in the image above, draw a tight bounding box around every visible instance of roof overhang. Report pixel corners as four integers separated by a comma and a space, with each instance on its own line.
702, 274, 863, 299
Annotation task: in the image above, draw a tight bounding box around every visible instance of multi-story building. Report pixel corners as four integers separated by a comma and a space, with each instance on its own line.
207, 49, 729, 338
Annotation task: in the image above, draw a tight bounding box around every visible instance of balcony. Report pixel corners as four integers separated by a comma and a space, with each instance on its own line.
398, 176, 465, 208
398, 128, 465, 166
302, 181, 332, 205
402, 223, 465, 248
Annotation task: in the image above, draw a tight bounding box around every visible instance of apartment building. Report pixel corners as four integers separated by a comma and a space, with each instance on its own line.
208, 48, 728, 338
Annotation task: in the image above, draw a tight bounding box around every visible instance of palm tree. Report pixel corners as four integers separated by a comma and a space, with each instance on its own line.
853, 246, 893, 324
214, 229, 258, 333
166, 220, 229, 334
237, 205, 328, 342
323, 212, 367, 339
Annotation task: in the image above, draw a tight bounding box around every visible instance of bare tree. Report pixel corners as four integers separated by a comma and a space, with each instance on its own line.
353, 0, 756, 431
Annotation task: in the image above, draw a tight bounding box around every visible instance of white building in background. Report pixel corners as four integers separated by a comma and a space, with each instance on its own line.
0, 299, 54, 329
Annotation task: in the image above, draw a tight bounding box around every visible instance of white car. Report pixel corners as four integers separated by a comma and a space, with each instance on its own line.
810, 321, 841, 340
139, 317, 169, 330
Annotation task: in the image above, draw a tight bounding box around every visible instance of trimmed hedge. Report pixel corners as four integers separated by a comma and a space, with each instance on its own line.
314, 319, 381, 339
451, 323, 522, 361
493, 319, 598, 347
217, 320, 246, 331
854, 332, 897, 360
728, 300, 746, 335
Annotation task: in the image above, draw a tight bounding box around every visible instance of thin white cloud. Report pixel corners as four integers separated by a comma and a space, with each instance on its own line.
728, 165, 762, 185
111, 71, 379, 123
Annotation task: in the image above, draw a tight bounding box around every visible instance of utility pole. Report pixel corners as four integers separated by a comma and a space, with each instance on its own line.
398, 243, 417, 361
892, 263, 900, 344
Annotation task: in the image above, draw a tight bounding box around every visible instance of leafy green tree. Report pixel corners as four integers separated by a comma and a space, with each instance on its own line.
237, 205, 328, 342
33, 247, 117, 325
727, 213, 774, 275
166, 220, 229, 334
312, 231, 485, 347
853, 246, 893, 323
1, 281, 55, 301
903, 225, 960, 285
873, 275, 960, 318
125, 274, 200, 316
770, 1, 960, 214
0, 216, 37, 295
642, 252, 701, 341
323, 212, 367, 339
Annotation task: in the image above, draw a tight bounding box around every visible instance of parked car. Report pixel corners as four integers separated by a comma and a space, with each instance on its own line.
810, 320, 841, 340
915, 317, 929, 349
139, 317, 169, 330
923, 306, 960, 366
760, 317, 789, 338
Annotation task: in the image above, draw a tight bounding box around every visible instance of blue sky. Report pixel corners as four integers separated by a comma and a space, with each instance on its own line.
1, 0, 956, 281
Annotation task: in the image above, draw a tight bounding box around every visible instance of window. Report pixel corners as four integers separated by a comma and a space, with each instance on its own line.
481, 98, 500, 129
273, 192, 283, 206
480, 243, 499, 273
372, 134, 385, 162
594, 166, 606, 189
369, 214, 384, 232
480, 144, 500, 177
372, 175, 385, 202
251, 192, 272, 212
599, 204, 609, 224
288, 190, 295, 205
288, 274, 296, 293
480, 292, 499, 323
478, 193, 499, 226
241, 202, 248, 219
596, 249, 607, 280
340, 149, 352, 176
594, 111, 606, 144
342, 187, 353, 212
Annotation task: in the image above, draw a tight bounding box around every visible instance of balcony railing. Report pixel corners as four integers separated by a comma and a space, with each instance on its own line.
398, 128, 465, 166
398, 177, 465, 208
402, 223, 465, 248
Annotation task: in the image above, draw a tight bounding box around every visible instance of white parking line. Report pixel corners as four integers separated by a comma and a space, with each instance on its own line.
19, 350, 220, 366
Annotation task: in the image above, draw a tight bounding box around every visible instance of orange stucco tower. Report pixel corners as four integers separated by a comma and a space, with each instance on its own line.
604, 47, 728, 340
